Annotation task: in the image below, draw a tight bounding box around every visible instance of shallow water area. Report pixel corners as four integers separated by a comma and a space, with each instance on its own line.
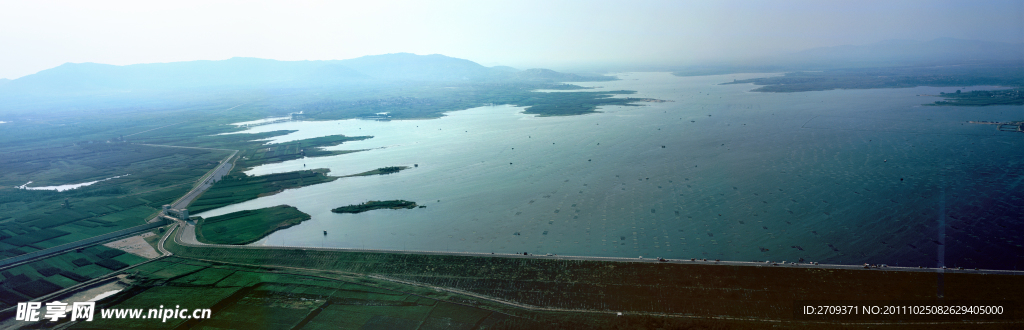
198, 72, 1024, 269
18, 174, 130, 192
229, 115, 296, 127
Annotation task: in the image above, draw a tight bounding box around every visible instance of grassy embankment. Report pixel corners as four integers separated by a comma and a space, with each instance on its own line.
0, 245, 149, 311
55, 256, 714, 330
162, 235, 1024, 327
331, 200, 419, 214
195, 205, 311, 245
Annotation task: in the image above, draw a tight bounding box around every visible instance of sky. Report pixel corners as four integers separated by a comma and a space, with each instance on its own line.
1, 0, 1022, 79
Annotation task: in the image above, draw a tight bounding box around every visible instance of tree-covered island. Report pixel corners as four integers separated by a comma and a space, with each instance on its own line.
331, 200, 419, 214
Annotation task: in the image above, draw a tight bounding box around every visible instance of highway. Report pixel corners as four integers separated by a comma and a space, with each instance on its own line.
170, 150, 237, 210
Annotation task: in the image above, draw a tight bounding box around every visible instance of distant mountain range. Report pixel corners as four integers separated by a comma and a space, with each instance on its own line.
675, 38, 1024, 76
0, 53, 612, 95
7, 38, 1019, 95
785, 37, 1024, 67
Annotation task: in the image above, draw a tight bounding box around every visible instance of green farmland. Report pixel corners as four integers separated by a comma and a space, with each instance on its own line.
0, 244, 149, 310
0, 143, 229, 259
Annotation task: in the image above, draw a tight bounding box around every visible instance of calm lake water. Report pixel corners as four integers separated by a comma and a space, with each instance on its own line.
203, 72, 1024, 270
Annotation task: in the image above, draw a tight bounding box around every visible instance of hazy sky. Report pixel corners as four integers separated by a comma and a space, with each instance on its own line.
1, 0, 1022, 79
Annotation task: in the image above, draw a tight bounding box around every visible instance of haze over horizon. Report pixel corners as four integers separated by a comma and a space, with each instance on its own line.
2, 0, 1023, 79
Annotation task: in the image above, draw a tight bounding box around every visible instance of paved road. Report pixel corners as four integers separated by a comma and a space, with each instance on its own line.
171, 150, 237, 210
157, 223, 178, 256
169, 221, 1024, 276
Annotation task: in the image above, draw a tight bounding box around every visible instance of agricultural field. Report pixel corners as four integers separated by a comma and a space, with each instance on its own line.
32, 240, 1015, 327
0, 245, 148, 310
195, 205, 311, 245
6, 224, 1021, 329
0, 117, 362, 260
47, 256, 749, 329
49, 257, 557, 329
0, 143, 229, 258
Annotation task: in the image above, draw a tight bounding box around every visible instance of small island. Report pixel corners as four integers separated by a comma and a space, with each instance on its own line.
331, 200, 418, 214
341, 166, 409, 178
196, 205, 311, 245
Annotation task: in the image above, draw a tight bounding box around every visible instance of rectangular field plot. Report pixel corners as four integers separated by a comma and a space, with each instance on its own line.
63, 264, 111, 278
172, 268, 236, 286
213, 271, 281, 287
190, 286, 329, 329
111, 252, 149, 265
302, 304, 420, 330
198, 303, 315, 330
133, 261, 207, 279
423, 301, 493, 327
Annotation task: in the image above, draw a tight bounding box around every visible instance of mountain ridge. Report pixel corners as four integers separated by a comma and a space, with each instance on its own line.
1, 53, 613, 95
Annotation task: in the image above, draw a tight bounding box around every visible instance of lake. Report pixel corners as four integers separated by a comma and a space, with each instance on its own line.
201, 72, 1024, 270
